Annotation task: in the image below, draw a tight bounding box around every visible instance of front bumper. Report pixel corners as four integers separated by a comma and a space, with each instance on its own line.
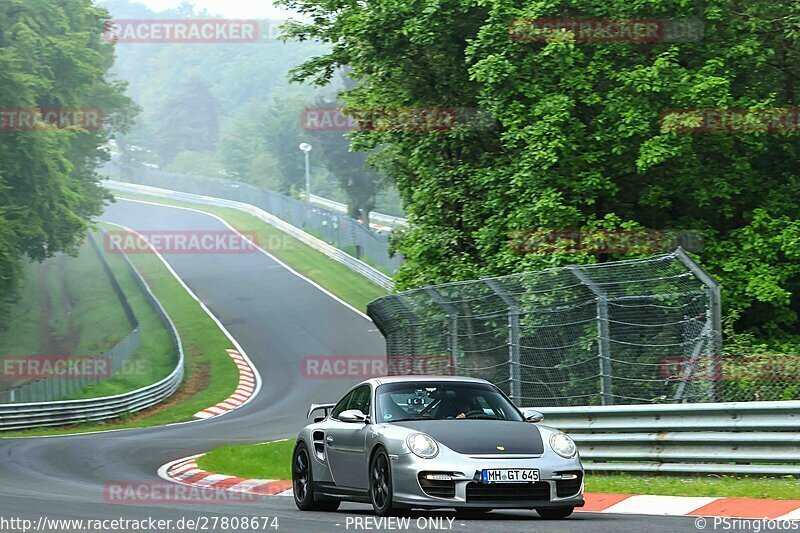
389, 450, 584, 509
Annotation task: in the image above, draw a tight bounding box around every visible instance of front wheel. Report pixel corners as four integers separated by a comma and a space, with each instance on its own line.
369, 448, 399, 516
292, 443, 340, 512
536, 506, 574, 520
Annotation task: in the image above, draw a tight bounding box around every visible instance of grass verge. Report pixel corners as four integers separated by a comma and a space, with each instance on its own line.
62, 229, 175, 400
198, 441, 800, 500
586, 472, 800, 500
109, 191, 388, 312
64, 238, 131, 356
2, 181, 388, 435
197, 439, 294, 481
0, 239, 132, 369
121, 188, 800, 502
1, 228, 240, 437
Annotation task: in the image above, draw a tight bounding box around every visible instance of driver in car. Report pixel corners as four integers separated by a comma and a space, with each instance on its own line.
446, 396, 478, 419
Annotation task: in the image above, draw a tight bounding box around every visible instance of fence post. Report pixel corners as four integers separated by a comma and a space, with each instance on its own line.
673, 247, 722, 400
673, 318, 713, 402
393, 295, 420, 364
483, 278, 521, 403
570, 267, 613, 405
423, 287, 459, 374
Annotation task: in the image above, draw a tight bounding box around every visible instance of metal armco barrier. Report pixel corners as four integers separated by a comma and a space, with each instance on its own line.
108, 165, 402, 275
534, 401, 800, 475
104, 179, 395, 291
309, 193, 408, 228
0, 229, 185, 431
0, 233, 143, 404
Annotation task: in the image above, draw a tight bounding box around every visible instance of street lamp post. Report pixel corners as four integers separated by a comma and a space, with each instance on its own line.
298, 143, 312, 202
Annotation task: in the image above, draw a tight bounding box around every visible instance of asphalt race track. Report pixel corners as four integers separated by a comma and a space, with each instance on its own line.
0, 199, 702, 533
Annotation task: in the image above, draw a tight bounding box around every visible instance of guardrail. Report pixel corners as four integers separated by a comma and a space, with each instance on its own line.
309, 194, 408, 228
0, 233, 143, 404
0, 229, 185, 431
106, 165, 402, 275
535, 401, 800, 475
104, 179, 395, 291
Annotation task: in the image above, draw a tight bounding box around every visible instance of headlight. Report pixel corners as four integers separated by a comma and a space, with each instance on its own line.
550, 432, 577, 458
406, 433, 439, 459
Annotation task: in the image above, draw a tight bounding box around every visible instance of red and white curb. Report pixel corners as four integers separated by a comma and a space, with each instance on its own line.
581, 493, 800, 520
156, 454, 800, 521
158, 453, 292, 496
194, 349, 258, 419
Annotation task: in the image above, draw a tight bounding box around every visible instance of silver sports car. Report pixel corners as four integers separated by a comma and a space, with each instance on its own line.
291, 376, 584, 518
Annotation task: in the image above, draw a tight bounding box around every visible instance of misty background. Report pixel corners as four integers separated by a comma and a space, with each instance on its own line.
101, 0, 404, 219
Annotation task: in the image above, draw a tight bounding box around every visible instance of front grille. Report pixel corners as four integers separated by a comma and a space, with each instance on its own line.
466, 481, 550, 503
418, 473, 456, 498
556, 472, 583, 498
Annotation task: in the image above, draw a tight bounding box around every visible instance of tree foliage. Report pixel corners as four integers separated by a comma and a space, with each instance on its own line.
279, 0, 800, 342
0, 0, 135, 319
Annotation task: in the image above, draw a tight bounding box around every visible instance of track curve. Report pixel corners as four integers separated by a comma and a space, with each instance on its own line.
0, 199, 698, 532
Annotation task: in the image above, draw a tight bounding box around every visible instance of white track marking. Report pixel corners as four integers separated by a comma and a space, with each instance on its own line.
105, 222, 263, 419
114, 196, 372, 320
601, 495, 718, 515
4, 219, 264, 439
778, 508, 800, 520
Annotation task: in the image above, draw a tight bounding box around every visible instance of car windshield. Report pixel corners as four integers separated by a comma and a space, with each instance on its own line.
375, 381, 523, 422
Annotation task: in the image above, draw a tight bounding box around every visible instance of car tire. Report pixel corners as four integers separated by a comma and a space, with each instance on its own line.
535, 506, 574, 520
369, 447, 398, 516
292, 443, 340, 512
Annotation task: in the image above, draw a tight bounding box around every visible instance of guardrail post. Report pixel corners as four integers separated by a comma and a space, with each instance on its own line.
424, 287, 459, 374
483, 278, 521, 403
570, 267, 613, 405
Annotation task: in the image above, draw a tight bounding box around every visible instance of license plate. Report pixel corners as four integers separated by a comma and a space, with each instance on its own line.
481, 469, 539, 483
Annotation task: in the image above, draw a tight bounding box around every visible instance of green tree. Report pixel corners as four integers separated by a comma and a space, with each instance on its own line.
220, 95, 309, 193
0, 0, 135, 321
280, 0, 800, 343
307, 100, 387, 223
155, 77, 220, 165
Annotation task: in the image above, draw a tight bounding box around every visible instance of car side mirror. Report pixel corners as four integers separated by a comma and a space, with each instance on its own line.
339, 409, 369, 424
522, 408, 544, 423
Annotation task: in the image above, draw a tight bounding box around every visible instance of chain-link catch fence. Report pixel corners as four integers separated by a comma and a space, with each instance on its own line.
368, 249, 733, 406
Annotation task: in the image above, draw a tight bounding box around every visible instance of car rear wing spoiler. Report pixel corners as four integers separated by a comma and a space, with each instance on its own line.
307, 403, 336, 419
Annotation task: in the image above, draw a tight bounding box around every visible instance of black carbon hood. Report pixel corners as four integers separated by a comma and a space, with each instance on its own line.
393, 420, 544, 455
